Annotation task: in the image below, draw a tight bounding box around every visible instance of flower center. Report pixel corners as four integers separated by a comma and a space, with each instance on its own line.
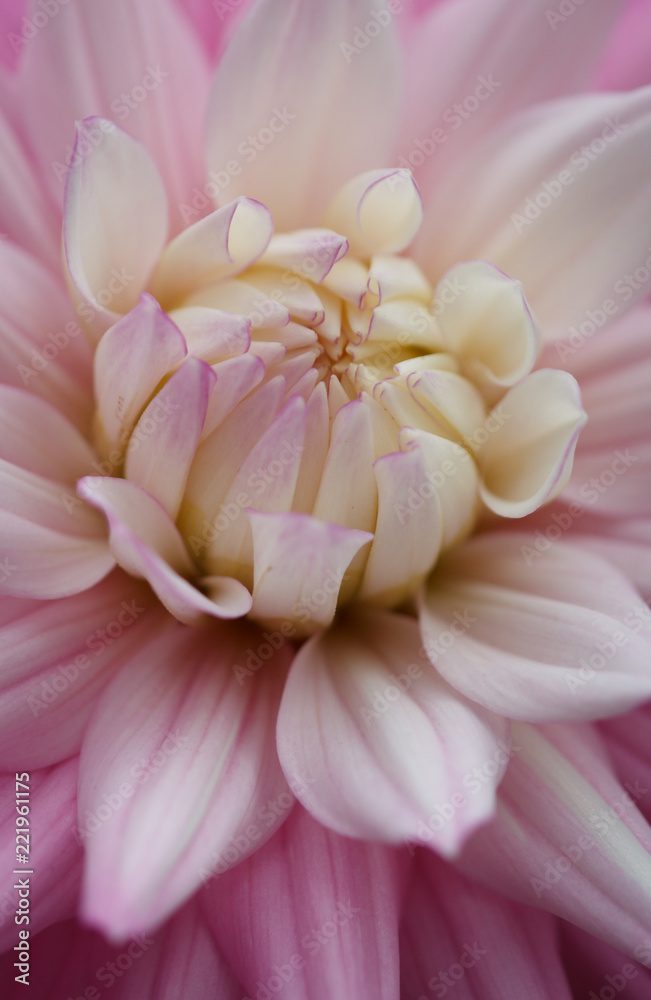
85, 169, 585, 635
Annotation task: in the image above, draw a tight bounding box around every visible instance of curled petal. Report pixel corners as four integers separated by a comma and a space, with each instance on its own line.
78, 477, 251, 623
151, 197, 274, 305
248, 510, 372, 633
323, 169, 424, 257
477, 368, 586, 517
435, 260, 540, 404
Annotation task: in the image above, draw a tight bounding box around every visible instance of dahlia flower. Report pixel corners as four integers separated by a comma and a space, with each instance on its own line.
1, 0, 651, 996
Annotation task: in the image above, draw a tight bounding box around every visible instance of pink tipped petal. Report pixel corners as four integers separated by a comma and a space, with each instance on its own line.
0, 461, 113, 600
323, 169, 424, 257
125, 357, 217, 520
202, 804, 404, 1000
201, 353, 266, 439
93, 296, 187, 461
151, 197, 274, 305
259, 228, 349, 283
434, 260, 540, 403
248, 511, 372, 631
0, 759, 82, 952
420, 532, 651, 723
0, 573, 160, 769
170, 306, 251, 363
20, 0, 209, 231
277, 610, 510, 853
63, 120, 168, 338
360, 446, 442, 607
79, 622, 290, 939
0, 385, 95, 482
401, 852, 573, 1000
78, 477, 251, 624
456, 721, 651, 964
477, 369, 587, 517
206, 0, 400, 230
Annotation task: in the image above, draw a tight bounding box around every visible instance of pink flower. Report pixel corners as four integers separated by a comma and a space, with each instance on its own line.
1, 0, 651, 995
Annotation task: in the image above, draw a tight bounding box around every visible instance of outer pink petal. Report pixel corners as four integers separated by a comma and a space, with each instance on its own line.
202, 804, 405, 1000
277, 609, 510, 854
0, 900, 241, 999
456, 721, 651, 964
0, 572, 160, 769
78, 621, 292, 939
0, 241, 92, 430
597, 0, 651, 91
545, 305, 651, 519
0, 758, 82, 951
0, 108, 59, 271
206, 0, 401, 229
0, 460, 114, 600
420, 532, 651, 722
415, 88, 651, 343
0, 385, 96, 482
600, 702, 651, 829
64, 122, 168, 339
401, 0, 624, 202
401, 851, 572, 1000
20, 0, 209, 230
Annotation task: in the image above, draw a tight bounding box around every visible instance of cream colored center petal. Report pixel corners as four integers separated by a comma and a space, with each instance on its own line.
91, 170, 585, 634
